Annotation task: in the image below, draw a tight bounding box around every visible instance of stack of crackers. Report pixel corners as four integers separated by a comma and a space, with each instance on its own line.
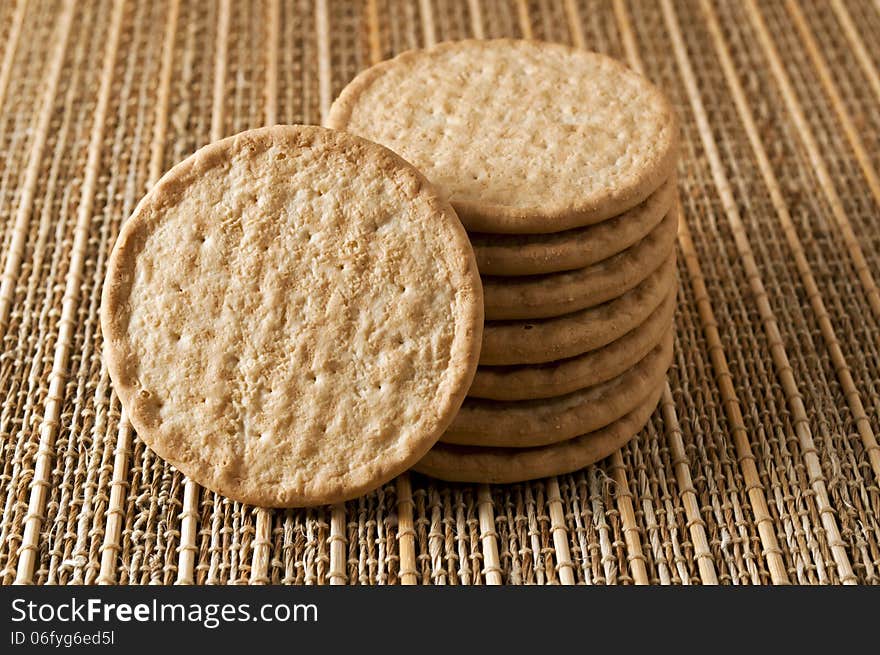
102, 39, 679, 509
329, 40, 679, 484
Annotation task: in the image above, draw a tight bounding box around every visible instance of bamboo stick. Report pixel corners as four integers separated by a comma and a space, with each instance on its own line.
14, 0, 124, 585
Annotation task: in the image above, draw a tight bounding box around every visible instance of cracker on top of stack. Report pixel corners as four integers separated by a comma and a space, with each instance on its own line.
328, 40, 680, 483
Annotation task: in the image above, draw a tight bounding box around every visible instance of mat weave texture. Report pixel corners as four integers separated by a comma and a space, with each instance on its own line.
1, 0, 880, 585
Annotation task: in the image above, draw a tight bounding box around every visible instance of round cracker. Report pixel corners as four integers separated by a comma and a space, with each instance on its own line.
414, 384, 664, 483
470, 290, 675, 400
480, 253, 676, 365
471, 177, 675, 276
101, 125, 483, 508
326, 40, 679, 233
482, 207, 676, 320
444, 330, 671, 447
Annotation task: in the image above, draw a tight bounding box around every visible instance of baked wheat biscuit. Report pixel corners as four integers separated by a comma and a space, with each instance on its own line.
480, 254, 676, 365
444, 330, 671, 447
471, 177, 675, 276
101, 125, 483, 508
326, 40, 679, 234
483, 207, 676, 320
415, 384, 663, 483
470, 290, 675, 400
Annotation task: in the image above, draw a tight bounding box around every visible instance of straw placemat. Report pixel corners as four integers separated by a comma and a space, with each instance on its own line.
1, 0, 879, 586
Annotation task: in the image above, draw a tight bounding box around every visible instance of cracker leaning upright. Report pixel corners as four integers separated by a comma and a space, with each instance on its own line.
100, 125, 483, 508
326, 39, 679, 233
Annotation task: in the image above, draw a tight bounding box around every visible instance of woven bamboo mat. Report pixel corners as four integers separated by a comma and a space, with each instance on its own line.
1, 0, 879, 586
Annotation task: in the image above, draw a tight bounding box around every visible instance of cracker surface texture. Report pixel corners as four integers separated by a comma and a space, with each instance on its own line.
327, 39, 678, 233
101, 125, 483, 507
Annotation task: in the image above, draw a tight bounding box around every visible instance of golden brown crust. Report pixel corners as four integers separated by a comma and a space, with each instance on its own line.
469, 290, 675, 400
444, 330, 672, 447
327, 39, 679, 233
414, 383, 664, 483
101, 125, 483, 507
482, 207, 676, 320
480, 253, 677, 365
471, 177, 675, 276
